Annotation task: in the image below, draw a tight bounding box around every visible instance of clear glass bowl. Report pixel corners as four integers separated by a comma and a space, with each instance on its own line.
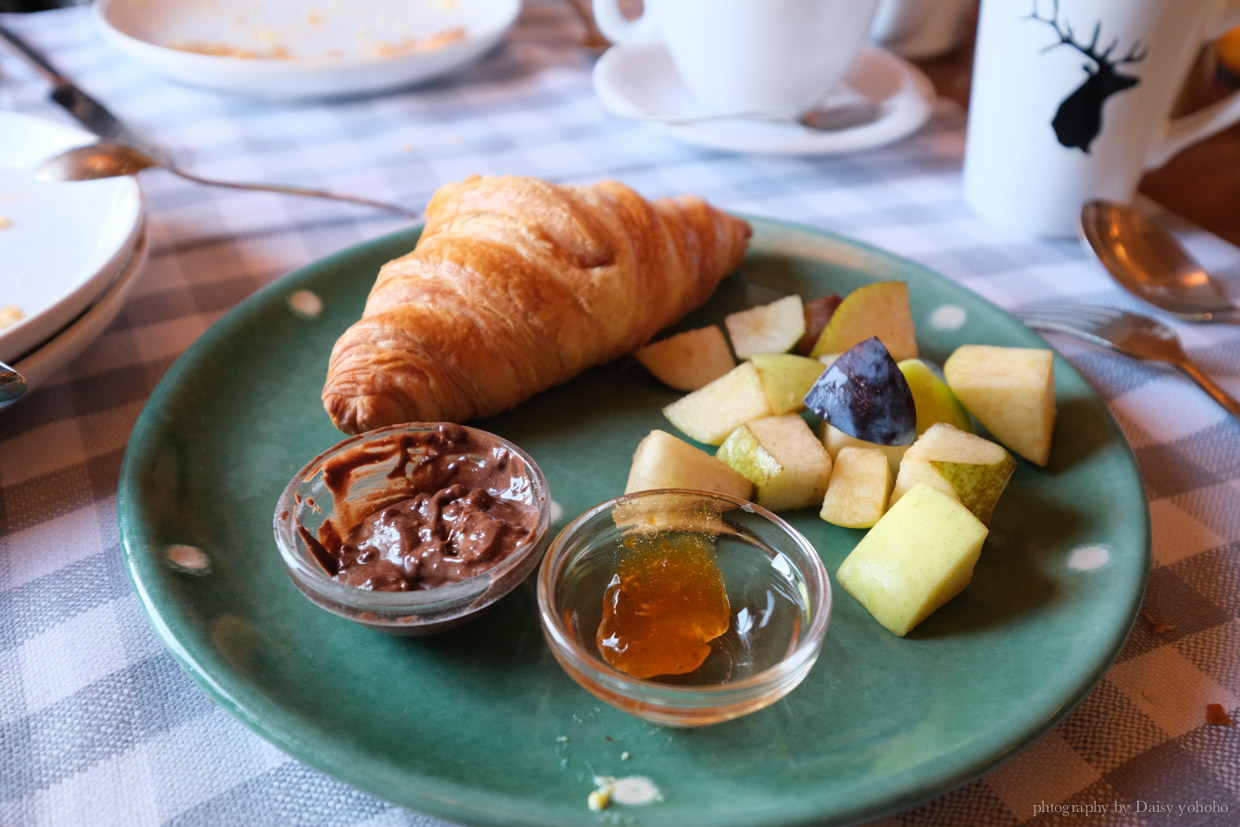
537, 489, 831, 727
274, 422, 551, 635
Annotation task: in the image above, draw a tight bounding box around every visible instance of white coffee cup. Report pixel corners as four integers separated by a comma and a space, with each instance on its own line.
591, 0, 882, 114
963, 0, 1240, 237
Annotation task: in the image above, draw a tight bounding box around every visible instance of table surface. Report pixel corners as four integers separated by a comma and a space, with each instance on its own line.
2, 3, 1238, 826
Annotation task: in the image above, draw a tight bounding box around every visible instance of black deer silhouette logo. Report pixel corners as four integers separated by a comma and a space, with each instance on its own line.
1028, 0, 1147, 153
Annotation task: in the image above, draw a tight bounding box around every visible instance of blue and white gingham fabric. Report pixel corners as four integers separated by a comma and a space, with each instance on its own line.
2, 2, 1238, 825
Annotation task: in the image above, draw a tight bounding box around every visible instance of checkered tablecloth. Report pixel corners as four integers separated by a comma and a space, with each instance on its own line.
2, 2, 1238, 825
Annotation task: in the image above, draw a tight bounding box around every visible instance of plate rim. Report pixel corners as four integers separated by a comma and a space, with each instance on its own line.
0, 111, 145, 363
92, 0, 522, 98
117, 215, 1152, 826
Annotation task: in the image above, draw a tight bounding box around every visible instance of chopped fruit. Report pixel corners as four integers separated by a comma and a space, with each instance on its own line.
897, 358, 973, 434
820, 446, 892, 528
836, 483, 988, 637
751, 353, 827, 415
804, 337, 917, 447
596, 531, 730, 679
796, 294, 842, 355
716, 414, 832, 512
809, 281, 918, 362
725, 294, 805, 358
890, 423, 1016, 526
821, 422, 909, 475
625, 429, 753, 500
634, 325, 735, 391
662, 361, 773, 445
944, 344, 1056, 466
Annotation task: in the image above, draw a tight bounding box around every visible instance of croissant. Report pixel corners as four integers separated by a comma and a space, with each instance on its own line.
322, 175, 752, 434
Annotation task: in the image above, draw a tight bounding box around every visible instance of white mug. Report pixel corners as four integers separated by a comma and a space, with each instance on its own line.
963, 0, 1240, 237
591, 0, 882, 114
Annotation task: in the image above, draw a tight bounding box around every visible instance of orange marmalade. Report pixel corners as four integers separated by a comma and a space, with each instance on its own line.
596, 531, 730, 679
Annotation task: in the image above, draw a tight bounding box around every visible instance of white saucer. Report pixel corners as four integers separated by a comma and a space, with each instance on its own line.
592, 43, 935, 155
93, 0, 520, 99
0, 112, 144, 364
13, 223, 148, 393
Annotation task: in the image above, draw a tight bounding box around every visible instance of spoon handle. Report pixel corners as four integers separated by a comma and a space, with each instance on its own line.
165, 166, 420, 218
0, 359, 28, 408
1206, 307, 1240, 325
1174, 359, 1240, 420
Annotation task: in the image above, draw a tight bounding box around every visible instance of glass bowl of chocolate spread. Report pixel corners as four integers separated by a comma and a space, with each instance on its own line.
274, 422, 551, 635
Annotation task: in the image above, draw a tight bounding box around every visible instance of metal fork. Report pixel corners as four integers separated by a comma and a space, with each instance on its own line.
1018, 304, 1240, 420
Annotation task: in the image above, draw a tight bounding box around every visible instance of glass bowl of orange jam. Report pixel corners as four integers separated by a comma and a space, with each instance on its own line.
537, 489, 831, 727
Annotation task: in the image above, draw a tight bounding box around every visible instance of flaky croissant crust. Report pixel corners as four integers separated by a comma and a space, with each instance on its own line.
323, 175, 751, 434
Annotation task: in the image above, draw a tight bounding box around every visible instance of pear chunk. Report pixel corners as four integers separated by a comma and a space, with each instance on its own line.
634, 326, 735, 391
836, 483, 988, 637
663, 361, 774, 446
943, 345, 1056, 466
890, 423, 1015, 525
625, 429, 753, 500
897, 358, 973, 434
716, 414, 833, 512
751, 353, 827, 415
820, 446, 892, 528
821, 423, 909, 476
725, 294, 805, 358
809, 281, 918, 362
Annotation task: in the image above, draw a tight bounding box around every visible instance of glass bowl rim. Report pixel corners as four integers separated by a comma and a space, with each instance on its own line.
273, 421, 552, 612
536, 487, 832, 700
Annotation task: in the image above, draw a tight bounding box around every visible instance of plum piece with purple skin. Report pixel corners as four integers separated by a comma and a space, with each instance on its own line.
804, 336, 916, 446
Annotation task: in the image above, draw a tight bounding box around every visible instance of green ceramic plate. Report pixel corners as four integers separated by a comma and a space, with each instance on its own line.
118, 217, 1150, 826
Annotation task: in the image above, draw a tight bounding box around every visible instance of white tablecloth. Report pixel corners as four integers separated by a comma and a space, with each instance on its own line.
2, 3, 1238, 825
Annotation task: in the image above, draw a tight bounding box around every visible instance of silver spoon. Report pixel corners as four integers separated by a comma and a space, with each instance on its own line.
1080, 199, 1240, 324
36, 142, 419, 218
0, 359, 27, 408
626, 99, 885, 132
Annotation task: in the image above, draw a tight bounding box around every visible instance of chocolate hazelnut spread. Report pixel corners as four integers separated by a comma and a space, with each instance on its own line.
308, 423, 542, 591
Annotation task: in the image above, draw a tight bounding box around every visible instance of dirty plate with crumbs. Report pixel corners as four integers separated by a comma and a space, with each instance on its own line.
92, 0, 521, 98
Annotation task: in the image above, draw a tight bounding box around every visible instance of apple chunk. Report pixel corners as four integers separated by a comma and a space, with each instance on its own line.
898, 358, 973, 434
821, 423, 909, 476
625, 429, 753, 500
820, 446, 892, 528
943, 345, 1056, 466
836, 483, 988, 637
725, 294, 805, 358
634, 326, 735, 391
751, 353, 826, 415
809, 281, 918, 362
803, 337, 916, 446
890, 423, 1015, 525
716, 414, 833, 512
662, 361, 773, 446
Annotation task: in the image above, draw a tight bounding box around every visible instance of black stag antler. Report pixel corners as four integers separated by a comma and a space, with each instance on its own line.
1026, 0, 1147, 152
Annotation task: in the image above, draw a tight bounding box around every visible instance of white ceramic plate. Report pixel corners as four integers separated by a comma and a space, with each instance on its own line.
0, 112, 144, 364
92, 0, 522, 99
13, 223, 148, 392
592, 43, 936, 155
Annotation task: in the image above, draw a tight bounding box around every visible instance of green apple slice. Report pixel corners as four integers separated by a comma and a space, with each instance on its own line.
809, 281, 918, 362
897, 358, 973, 434
751, 353, 827, 415
836, 482, 988, 637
